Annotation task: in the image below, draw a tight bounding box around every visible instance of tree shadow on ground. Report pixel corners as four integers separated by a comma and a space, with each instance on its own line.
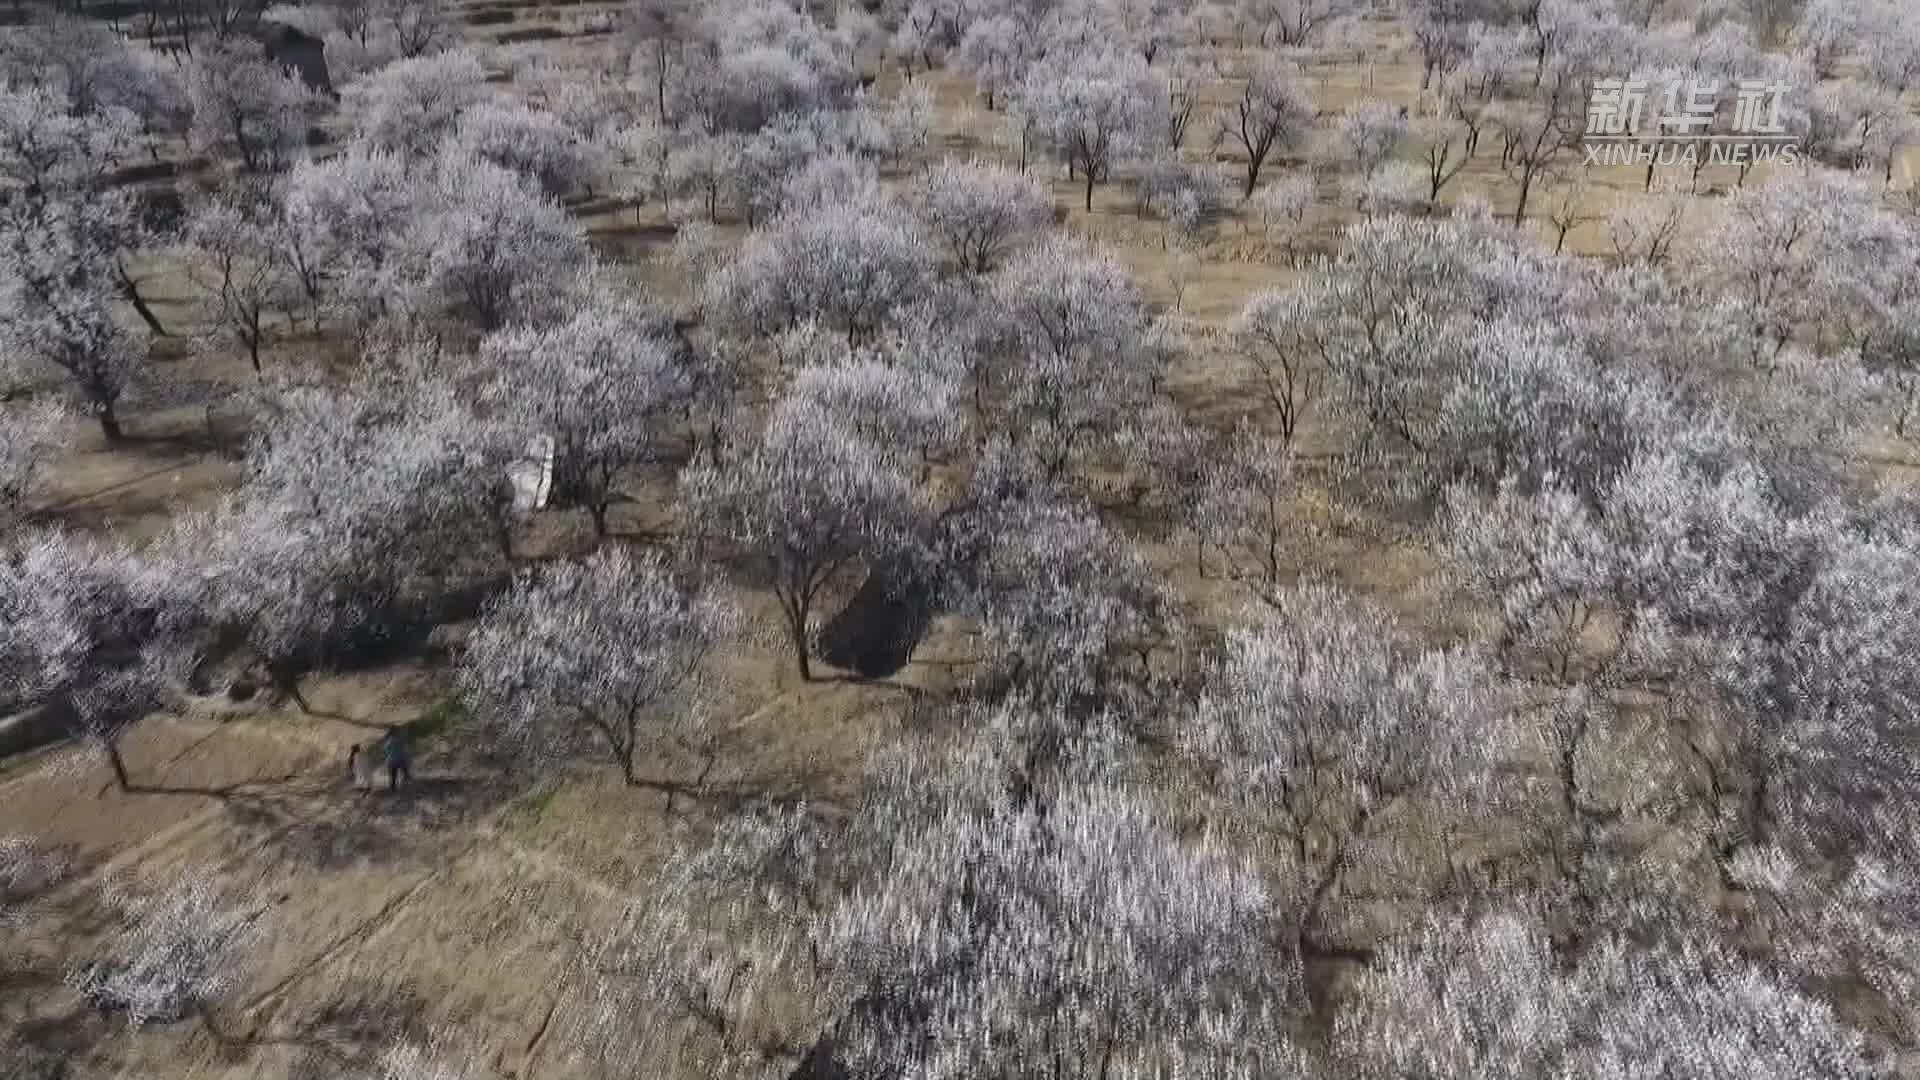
253, 976, 434, 1080
2, 1000, 111, 1080
218, 773, 516, 872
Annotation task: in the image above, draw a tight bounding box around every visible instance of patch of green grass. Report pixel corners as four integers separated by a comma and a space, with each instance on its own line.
403, 694, 466, 748
502, 781, 561, 832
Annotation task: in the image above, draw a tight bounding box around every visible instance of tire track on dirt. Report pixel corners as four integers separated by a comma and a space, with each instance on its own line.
235, 841, 475, 1018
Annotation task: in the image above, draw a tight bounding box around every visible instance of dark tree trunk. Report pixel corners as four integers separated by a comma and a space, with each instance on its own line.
656, 42, 669, 123
1513, 167, 1536, 227
277, 664, 312, 713
785, 603, 814, 681
119, 265, 168, 336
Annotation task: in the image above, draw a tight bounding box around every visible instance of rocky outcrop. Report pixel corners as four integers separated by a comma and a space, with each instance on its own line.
254, 20, 333, 98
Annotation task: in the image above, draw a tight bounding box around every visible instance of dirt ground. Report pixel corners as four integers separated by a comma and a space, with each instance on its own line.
6, 5, 1920, 1078
0, 621, 944, 1077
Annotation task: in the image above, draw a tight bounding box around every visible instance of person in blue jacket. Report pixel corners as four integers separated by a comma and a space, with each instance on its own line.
381, 727, 412, 792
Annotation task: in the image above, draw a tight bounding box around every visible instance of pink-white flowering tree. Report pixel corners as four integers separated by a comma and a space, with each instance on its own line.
1796, 0, 1867, 78
703, 200, 936, 348
1193, 422, 1301, 589
1411, 105, 1477, 202
1246, 0, 1359, 47
1249, 172, 1315, 264
1338, 909, 1876, 1076
563, 800, 831, 1077
1605, 186, 1688, 266
385, 0, 456, 59
610, 115, 675, 219
1184, 584, 1495, 959
680, 390, 918, 680
172, 371, 507, 699
1019, 50, 1158, 211
1492, 67, 1583, 227
182, 187, 291, 373
342, 49, 488, 158
0, 399, 68, 528
321, 0, 425, 85
0, 188, 149, 440
0, 532, 90, 721
452, 100, 605, 199
478, 296, 691, 536
960, 492, 1179, 704
985, 236, 1162, 481
1861, 0, 1920, 96
0, 85, 137, 196
1331, 99, 1408, 182
1156, 46, 1218, 152
1691, 168, 1904, 370
620, 0, 698, 125
277, 146, 415, 333
781, 354, 964, 473
2, 13, 185, 145
1233, 284, 1323, 447
0, 81, 168, 336
68, 876, 258, 1028
811, 704, 1307, 1079
1400, 0, 1495, 88
906, 157, 1054, 276
0, 835, 65, 929
459, 547, 733, 787
955, 14, 1037, 111
186, 40, 320, 174
0, 528, 175, 789
397, 153, 591, 334
0, 13, 137, 115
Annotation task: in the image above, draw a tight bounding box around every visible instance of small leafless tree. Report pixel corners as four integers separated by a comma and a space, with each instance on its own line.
1195, 423, 1301, 589
1496, 70, 1584, 227
1606, 186, 1687, 266
1233, 285, 1326, 447
1215, 56, 1314, 197
184, 188, 287, 373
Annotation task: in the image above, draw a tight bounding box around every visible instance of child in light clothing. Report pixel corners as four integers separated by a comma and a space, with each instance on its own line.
347, 744, 379, 794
